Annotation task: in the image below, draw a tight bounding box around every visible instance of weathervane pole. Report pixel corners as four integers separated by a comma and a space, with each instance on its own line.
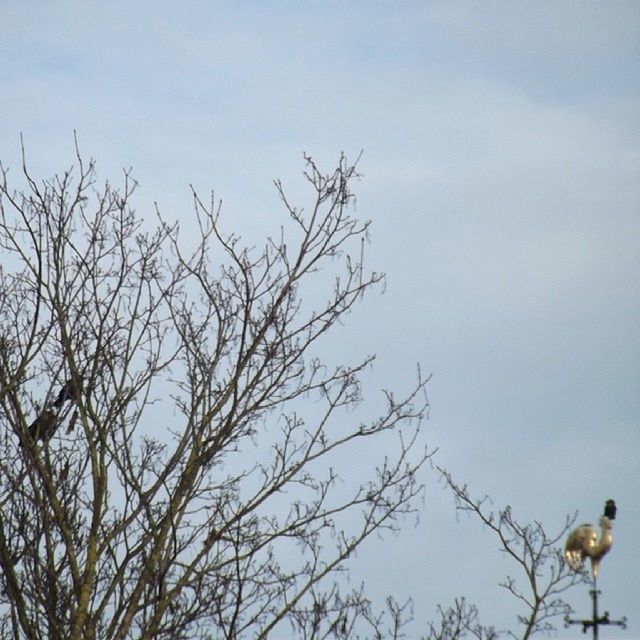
592, 578, 599, 640
592, 577, 599, 640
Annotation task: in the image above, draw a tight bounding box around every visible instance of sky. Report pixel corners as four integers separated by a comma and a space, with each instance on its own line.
1, 1, 639, 636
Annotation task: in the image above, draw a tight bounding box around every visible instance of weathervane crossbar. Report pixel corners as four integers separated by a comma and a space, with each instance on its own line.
564, 589, 627, 639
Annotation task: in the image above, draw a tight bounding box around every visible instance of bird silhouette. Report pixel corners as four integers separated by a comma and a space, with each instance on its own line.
28, 409, 59, 442
23, 376, 83, 445
604, 498, 616, 520
53, 377, 81, 408
564, 500, 616, 577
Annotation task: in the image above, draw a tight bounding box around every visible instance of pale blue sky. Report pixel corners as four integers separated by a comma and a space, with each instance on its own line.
1, 1, 638, 635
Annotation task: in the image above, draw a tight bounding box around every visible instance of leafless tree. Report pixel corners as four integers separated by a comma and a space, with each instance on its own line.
0, 145, 430, 640
424, 468, 586, 640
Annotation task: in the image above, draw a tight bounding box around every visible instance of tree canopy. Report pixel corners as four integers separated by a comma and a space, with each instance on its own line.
0, 149, 430, 639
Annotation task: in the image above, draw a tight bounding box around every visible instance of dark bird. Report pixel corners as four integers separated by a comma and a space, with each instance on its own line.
28, 409, 58, 442
53, 377, 81, 408
604, 499, 617, 520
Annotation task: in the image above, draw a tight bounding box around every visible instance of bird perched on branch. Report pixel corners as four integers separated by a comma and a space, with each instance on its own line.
564, 499, 616, 577
53, 377, 82, 408
28, 409, 59, 442
23, 376, 83, 445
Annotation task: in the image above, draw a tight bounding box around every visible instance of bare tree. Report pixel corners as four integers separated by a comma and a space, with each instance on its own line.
0, 145, 430, 640
424, 468, 585, 640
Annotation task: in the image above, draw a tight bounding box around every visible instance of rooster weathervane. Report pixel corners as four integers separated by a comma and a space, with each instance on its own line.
564, 499, 626, 640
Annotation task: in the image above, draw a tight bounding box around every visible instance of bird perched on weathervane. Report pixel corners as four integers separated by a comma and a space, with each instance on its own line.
564, 499, 616, 578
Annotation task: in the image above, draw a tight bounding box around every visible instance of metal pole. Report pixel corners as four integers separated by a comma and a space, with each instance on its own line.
591, 578, 599, 640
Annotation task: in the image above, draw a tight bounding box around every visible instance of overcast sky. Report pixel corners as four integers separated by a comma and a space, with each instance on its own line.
1, 2, 638, 636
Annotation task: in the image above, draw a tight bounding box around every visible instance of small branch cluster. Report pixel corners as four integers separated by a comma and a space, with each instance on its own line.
423, 597, 498, 640
435, 468, 585, 640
